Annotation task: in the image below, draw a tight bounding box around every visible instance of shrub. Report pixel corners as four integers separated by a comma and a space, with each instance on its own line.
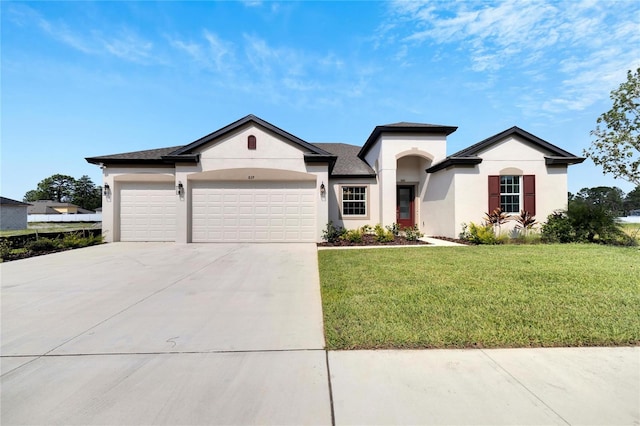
342, 229, 363, 243
62, 232, 90, 248
514, 210, 538, 234
465, 222, 498, 245
322, 221, 345, 243
26, 238, 61, 252
0, 239, 11, 260
567, 200, 625, 244
403, 224, 424, 241
484, 208, 509, 231
374, 224, 395, 242
385, 223, 401, 236
360, 224, 373, 234
541, 211, 574, 243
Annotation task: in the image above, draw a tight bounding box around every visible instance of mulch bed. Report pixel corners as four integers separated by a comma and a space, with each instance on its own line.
317, 234, 429, 247
1, 248, 75, 262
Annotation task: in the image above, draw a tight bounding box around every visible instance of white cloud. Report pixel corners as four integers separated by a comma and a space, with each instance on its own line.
8, 4, 156, 64
385, 0, 640, 115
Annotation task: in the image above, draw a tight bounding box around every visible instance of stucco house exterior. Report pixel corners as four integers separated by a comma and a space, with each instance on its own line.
86, 114, 584, 243
0, 197, 30, 231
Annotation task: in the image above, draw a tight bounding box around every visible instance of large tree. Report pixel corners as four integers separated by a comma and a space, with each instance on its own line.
24, 174, 76, 203
71, 175, 102, 211
585, 68, 640, 186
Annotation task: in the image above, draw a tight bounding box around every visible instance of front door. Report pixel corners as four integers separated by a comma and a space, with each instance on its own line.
396, 185, 415, 228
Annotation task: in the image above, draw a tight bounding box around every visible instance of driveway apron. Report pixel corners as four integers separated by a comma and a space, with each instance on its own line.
1, 243, 331, 425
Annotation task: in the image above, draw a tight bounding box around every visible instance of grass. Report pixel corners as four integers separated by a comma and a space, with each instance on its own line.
0, 222, 100, 237
621, 222, 640, 243
319, 244, 640, 350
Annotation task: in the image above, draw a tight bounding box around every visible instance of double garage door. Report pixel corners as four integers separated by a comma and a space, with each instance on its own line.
119, 181, 316, 242
192, 181, 316, 242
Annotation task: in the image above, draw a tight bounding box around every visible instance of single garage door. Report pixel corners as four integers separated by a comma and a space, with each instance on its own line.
120, 182, 176, 241
192, 181, 316, 242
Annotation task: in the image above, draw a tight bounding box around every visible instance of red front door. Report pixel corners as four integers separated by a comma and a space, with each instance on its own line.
396, 186, 415, 228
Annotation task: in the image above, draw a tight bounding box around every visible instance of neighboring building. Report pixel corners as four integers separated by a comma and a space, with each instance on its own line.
0, 197, 30, 231
86, 114, 584, 243
27, 200, 95, 215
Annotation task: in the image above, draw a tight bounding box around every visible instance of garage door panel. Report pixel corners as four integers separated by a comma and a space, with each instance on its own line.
120, 182, 176, 242
192, 181, 316, 242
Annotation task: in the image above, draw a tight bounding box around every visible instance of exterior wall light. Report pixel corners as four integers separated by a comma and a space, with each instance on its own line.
176, 182, 184, 196
320, 182, 326, 196
103, 184, 111, 196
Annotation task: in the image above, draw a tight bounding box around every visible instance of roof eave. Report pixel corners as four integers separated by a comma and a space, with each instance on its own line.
85, 157, 176, 166
545, 156, 586, 165
426, 157, 483, 173
160, 154, 200, 163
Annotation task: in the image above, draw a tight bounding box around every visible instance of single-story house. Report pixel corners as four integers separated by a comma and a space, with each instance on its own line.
86, 114, 584, 243
0, 197, 30, 231
27, 200, 95, 215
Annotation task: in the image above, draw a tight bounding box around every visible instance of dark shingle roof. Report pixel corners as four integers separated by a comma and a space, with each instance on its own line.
86, 146, 183, 164
0, 197, 30, 206
313, 143, 375, 176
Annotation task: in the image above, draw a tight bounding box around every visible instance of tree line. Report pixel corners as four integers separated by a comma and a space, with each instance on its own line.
569, 185, 640, 217
23, 174, 102, 211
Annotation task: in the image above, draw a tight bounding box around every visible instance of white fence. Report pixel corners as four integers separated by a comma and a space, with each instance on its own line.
28, 214, 102, 223
618, 216, 640, 223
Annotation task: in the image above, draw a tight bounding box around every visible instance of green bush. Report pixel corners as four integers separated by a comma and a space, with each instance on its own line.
322, 221, 345, 243
27, 238, 62, 252
465, 222, 498, 245
0, 239, 12, 260
342, 229, 364, 243
385, 223, 401, 236
541, 211, 574, 243
403, 224, 424, 241
541, 203, 636, 246
374, 224, 395, 242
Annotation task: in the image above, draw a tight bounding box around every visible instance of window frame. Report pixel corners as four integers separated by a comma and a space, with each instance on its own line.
499, 175, 522, 214
340, 185, 369, 219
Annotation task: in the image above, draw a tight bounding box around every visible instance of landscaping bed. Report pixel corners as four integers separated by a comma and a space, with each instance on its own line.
318, 234, 429, 247
0, 230, 103, 262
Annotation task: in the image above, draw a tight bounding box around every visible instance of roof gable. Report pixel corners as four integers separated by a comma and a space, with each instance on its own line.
172, 114, 331, 157
359, 122, 457, 159
427, 126, 585, 173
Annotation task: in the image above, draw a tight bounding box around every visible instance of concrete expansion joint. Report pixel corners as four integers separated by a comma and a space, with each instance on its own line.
479, 349, 572, 426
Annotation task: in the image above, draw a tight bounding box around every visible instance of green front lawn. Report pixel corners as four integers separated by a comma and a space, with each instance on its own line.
319, 245, 640, 350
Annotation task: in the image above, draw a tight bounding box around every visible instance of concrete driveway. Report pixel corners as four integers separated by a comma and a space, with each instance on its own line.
1, 243, 331, 425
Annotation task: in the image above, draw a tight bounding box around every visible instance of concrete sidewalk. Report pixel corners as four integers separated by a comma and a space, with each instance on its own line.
329, 347, 639, 425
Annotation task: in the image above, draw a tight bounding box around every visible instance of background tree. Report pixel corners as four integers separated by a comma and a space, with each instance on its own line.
23, 174, 102, 210
71, 175, 102, 211
23, 174, 76, 203
585, 68, 640, 186
574, 186, 625, 216
624, 185, 640, 214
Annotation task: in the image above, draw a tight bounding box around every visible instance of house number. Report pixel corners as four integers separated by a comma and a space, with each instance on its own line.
248, 176, 255, 180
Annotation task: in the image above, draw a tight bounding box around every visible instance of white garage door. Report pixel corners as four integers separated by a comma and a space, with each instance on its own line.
192, 181, 316, 242
120, 182, 176, 242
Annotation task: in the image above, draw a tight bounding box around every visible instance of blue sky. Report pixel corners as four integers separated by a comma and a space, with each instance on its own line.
2, 0, 639, 201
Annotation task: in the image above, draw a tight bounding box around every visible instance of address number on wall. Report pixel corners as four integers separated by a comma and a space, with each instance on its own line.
248, 176, 255, 180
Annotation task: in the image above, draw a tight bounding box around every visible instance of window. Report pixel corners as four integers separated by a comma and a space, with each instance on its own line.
500, 175, 520, 213
489, 175, 535, 215
342, 186, 367, 216
248, 135, 256, 150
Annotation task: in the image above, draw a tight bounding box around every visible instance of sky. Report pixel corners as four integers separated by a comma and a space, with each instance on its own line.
2, 0, 639, 202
